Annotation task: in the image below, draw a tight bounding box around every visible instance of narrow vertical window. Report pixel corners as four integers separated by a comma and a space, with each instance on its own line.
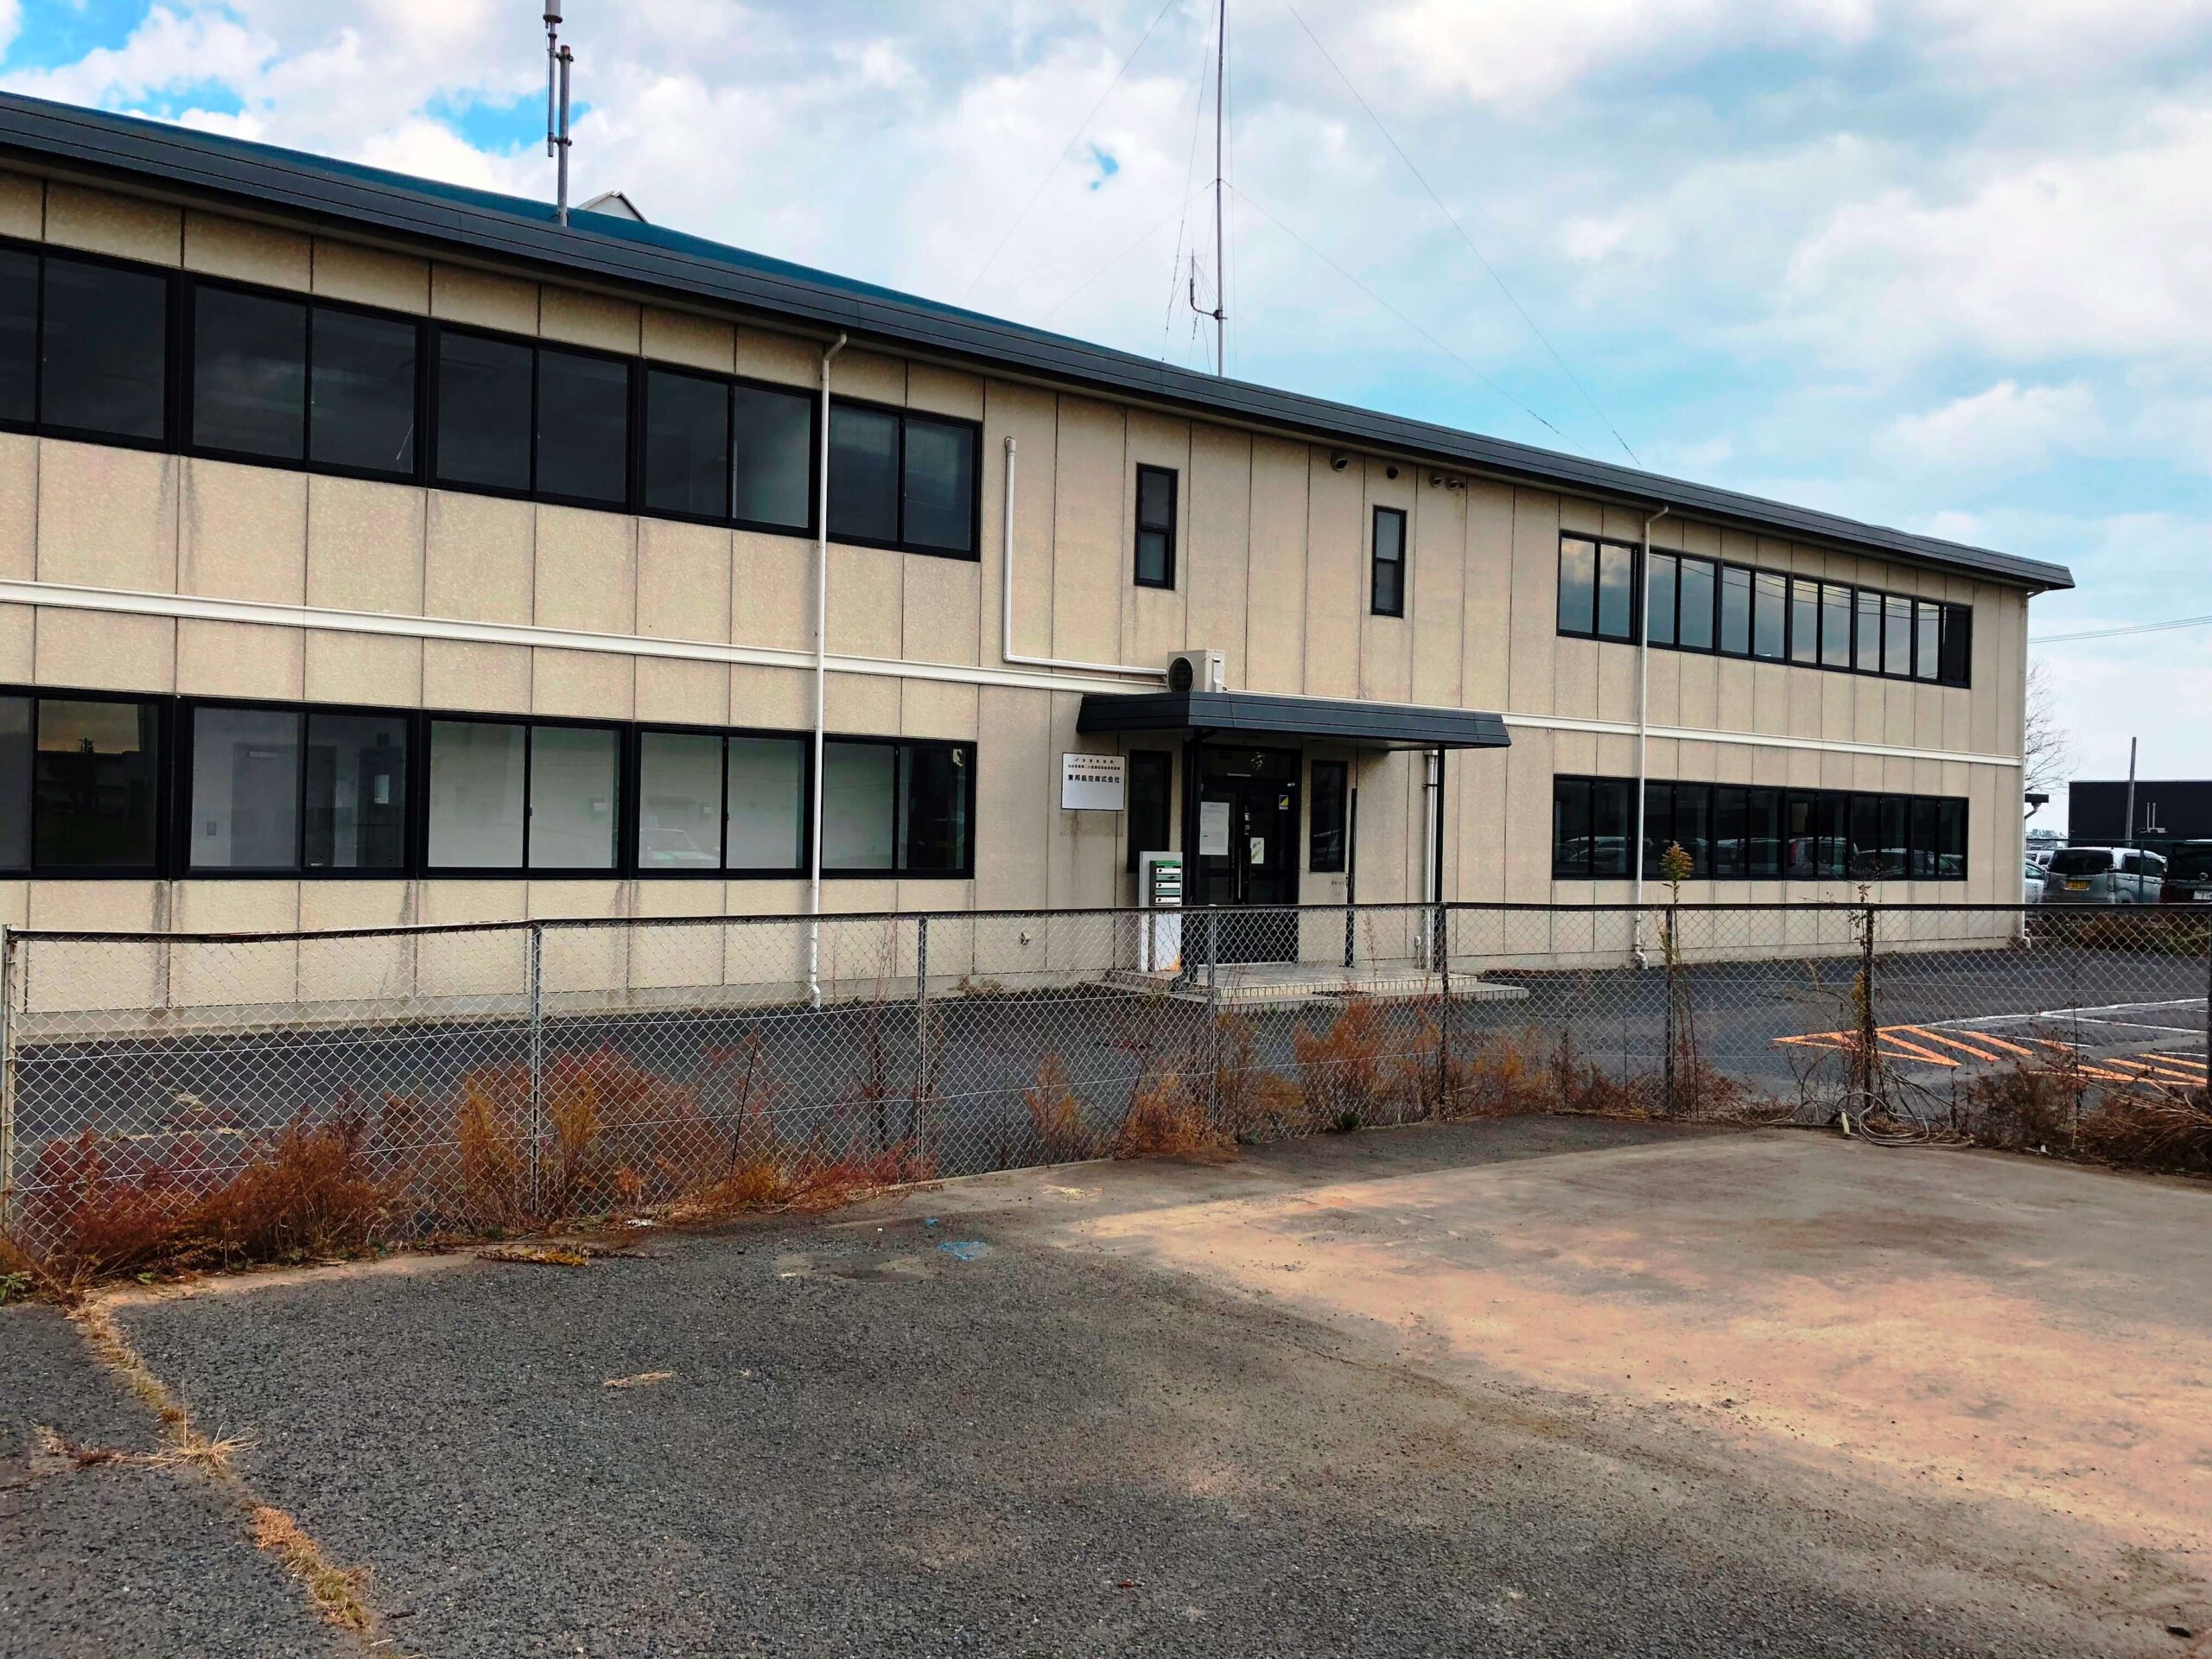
1129, 749, 1176, 871
1596, 542, 1635, 639
898, 743, 969, 872
1370, 505, 1407, 617
1676, 557, 1716, 651
188, 705, 302, 871
1642, 781, 1675, 878
638, 730, 726, 869
730, 383, 815, 531
1307, 758, 1346, 873
1936, 798, 1967, 879
528, 724, 620, 869
536, 346, 629, 507
902, 416, 976, 554
1134, 465, 1177, 589
191, 286, 308, 460
434, 331, 533, 492
1937, 604, 1973, 687
1752, 572, 1787, 660
1820, 583, 1853, 668
1854, 590, 1883, 673
304, 711, 408, 870
310, 308, 418, 477
823, 740, 898, 870
827, 404, 900, 543
726, 735, 806, 872
427, 720, 526, 868
1883, 594, 1914, 677
1556, 536, 1597, 635
1745, 788, 1782, 879
41, 254, 168, 441
1646, 552, 1678, 647
0, 249, 34, 426
1719, 565, 1751, 656
1552, 777, 1592, 879
0, 694, 30, 872
1909, 797, 1940, 877
642, 367, 730, 519
1789, 579, 1820, 664
1590, 778, 1632, 877
1914, 601, 1942, 680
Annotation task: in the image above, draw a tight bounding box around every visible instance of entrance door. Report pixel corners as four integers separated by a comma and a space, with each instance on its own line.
1194, 746, 1301, 963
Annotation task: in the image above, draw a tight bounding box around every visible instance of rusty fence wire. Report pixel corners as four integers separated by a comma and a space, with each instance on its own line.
2, 901, 2206, 1257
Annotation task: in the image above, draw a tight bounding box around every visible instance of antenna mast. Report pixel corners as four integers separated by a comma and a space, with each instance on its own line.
1186, 0, 1227, 374
545, 3, 573, 226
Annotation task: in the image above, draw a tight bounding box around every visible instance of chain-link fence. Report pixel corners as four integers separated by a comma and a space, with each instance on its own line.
3, 900, 2207, 1265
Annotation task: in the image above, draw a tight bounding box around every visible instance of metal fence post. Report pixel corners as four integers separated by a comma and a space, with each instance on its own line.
1662, 903, 1678, 1114
0, 925, 16, 1235
1436, 907, 1452, 1117
527, 923, 544, 1218
913, 914, 931, 1163
1205, 907, 1222, 1119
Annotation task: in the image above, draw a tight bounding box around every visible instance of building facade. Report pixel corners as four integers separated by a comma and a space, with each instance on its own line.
0, 97, 2070, 970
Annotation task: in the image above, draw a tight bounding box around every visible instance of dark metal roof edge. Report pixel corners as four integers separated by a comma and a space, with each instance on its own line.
0, 94, 2074, 594
1077, 690, 1512, 748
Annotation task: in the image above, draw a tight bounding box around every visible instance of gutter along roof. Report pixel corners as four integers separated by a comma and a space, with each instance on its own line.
0, 93, 2072, 594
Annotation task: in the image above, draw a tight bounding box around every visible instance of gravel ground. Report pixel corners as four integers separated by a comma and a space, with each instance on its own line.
3, 1117, 2198, 1657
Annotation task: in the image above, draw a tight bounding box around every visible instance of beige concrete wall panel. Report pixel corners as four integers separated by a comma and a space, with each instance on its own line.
44, 184, 180, 264
824, 669, 899, 734
179, 460, 307, 603
1124, 413, 1192, 671
1459, 481, 1513, 712
634, 518, 731, 643
1046, 692, 1121, 918
531, 648, 633, 720
1500, 728, 1554, 902
1504, 489, 1560, 716
974, 685, 1052, 912
1679, 652, 1721, 734
1047, 397, 1127, 670
422, 639, 530, 714
1711, 658, 1753, 738
901, 677, 979, 741
415, 881, 530, 1000
312, 240, 430, 313
826, 541, 903, 658
1243, 435, 1309, 693
0, 602, 29, 682
177, 619, 303, 701
423, 491, 533, 625
305, 632, 422, 708
727, 663, 809, 729
534, 506, 636, 634
1409, 480, 1465, 709
734, 327, 820, 389
635, 657, 731, 728
1181, 425, 1253, 673
1785, 660, 1821, 739
304, 475, 424, 614
183, 213, 310, 289
641, 307, 735, 372
830, 349, 905, 404
732, 532, 811, 651
429, 264, 537, 334
1301, 452, 1362, 699
1644, 649, 1681, 729
0, 169, 41, 238
1452, 747, 1509, 903
1751, 660, 1789, 735
0, 432, 33, 580
35, 609, 175, 692
906, 364, 985, 421
538, 287, 640, 353
297, 883, 416, 1006
1551, 728, 1598, 777
169, 883, 301, 1009
989, 382, 1057, 670
36, 442, 178, 591
904, 554, 982, 667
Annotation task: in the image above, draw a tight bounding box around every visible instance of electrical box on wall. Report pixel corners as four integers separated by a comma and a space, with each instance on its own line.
1139, 851, 1182, 973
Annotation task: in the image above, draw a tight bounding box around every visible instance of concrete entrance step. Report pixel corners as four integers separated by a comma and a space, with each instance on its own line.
1103, 963, 1532, 1009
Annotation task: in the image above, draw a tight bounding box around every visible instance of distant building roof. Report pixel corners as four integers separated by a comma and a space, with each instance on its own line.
0, 92, 2073, 594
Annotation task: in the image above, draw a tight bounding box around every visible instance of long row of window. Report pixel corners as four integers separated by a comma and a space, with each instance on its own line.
0, 239, 981, 557
1556, 534, 1973, 688
1551, 775, 1970, 882
0, 689, 973, 880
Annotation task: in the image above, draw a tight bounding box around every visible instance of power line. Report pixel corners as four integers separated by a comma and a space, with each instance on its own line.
1278, 0, 1642, 467
960, 0, 1179, 304
2031, 613, 2212, 645
1228, 182, 1571, 443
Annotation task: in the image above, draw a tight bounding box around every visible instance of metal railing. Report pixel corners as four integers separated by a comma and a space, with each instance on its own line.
2, 900, 2206, 1259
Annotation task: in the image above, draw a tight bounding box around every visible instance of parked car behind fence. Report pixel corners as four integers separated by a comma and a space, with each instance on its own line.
2043, 847, 2164, 904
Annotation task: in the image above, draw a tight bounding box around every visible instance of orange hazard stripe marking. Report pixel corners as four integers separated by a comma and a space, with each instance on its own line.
1895, 1026, 2012, 1062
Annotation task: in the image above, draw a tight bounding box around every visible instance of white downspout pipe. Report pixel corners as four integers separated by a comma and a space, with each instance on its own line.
1000, 436, 1166, 680
1631, 505, 1670, 969
808, 332, 848, 1007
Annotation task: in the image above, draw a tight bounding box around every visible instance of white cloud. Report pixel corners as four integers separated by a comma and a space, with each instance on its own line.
1881, 380, 2099, 476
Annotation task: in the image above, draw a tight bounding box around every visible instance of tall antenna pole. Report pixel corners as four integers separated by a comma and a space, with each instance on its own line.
1213, 0, 1227, 376
545, 3, 573, 226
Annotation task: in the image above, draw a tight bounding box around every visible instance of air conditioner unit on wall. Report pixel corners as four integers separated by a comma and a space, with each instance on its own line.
1166, 649, 1226, 694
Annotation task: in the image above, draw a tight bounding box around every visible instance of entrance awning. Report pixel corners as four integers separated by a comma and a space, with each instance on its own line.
1075, 690, 1510, 751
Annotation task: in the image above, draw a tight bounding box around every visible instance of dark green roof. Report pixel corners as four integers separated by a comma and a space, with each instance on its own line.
0, 92, 2071, 593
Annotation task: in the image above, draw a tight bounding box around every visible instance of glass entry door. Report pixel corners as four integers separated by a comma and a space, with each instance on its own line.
1194, 745, 1301, 963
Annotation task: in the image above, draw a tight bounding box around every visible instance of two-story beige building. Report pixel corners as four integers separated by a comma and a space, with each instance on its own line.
0, 95, 2069, 969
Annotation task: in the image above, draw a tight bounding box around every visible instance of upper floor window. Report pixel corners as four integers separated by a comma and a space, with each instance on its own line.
1134, 465, 1176, 588
36, 251, 169, 442
1370, 506, 1407, 618
828, 402, 978, 558
1556, 535, 1635, 641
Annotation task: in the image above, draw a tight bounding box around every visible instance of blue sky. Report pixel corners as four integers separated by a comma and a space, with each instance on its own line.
5, 0, 2209, 816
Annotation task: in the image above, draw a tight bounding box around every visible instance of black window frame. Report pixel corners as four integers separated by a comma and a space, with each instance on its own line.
825, 395, 982, 561
1309, 756, 1348, 873
24, 243, 175, 453
1549, 774, 1636, 880
630, 720, 814, 880
176, 696, 415, 876
819, 734, 976, 877
1133, 464, 1178, 590
420, 711, 628, 879
1370, 505, 1407, 618
12, 687, 168, 879
1555, 533, 1638, 643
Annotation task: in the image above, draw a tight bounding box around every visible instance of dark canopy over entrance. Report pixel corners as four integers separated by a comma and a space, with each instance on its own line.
1077, 690, 1510, 965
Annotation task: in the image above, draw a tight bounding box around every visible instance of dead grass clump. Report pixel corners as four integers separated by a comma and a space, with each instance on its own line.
191, 1112, 396, 1269
1210, 1014, 1303, 1140
1024, 1052, 1103, 1163
249, 1505, 375, 1633
1547, 1033, 1659, 1117
1450, 1029, 1553, 1118
1114, 1071, 1233, 1161
2074, 1083, 2212, 1173
1956, 1053, 2086, 1152
1293, 1000, 1397, 1131
666, 1142, 931, 1224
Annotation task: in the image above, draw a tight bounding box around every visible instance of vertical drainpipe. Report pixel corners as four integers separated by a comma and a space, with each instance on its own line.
808, 331, 849, 1007
1631, 505, 1670, 968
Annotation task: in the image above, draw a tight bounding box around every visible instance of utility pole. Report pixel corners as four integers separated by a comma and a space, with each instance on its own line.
545, 3, 573, 226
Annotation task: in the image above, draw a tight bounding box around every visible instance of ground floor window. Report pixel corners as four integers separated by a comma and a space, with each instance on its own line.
1553, 773, 1969, 882
3, 692, 164, 875
1308, 759, 1348, 874
823, 738, 972, 875
1126, 749, 1174, 872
